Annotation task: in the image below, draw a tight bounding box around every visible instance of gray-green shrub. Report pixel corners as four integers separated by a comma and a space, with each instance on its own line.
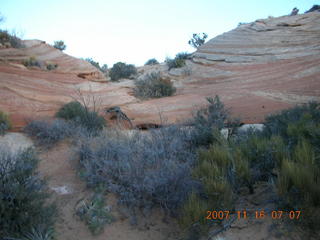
55, 101, 106, 133
0, 110, 11, 135
24, 119, 73, 147
76, 126, 198, 222
53, 40, 66, 51
133, 72, 176, 99
76, 193, 113, 235
0, 147, 56, 238
0, 29, 24, 48
190, 96, 234, 147
144, 58, 159, 65
109, 62, 137, 81
23, 57, 41, 68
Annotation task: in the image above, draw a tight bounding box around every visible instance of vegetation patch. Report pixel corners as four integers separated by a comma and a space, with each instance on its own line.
46, 63, 58, 71
166, 52, 191, 70
109, 62, 137, 81
76, 192, 113, 235
53, 40, 66, 51
55, 101, 106, 133
23, 56, 41, 68
85, 58, 108, 74
0, 110, 12, 135
24, 119, 73, 147
0, 29, 24, 48
76, 126, 197, 223
0, 147, 56, 239
133, 72, 176, 99
144, 58, 159, 66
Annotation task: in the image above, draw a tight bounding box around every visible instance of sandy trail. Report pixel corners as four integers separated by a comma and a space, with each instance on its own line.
37, 141, 180, 240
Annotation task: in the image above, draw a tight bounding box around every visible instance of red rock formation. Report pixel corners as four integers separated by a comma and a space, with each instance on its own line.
0, 12, 319, 130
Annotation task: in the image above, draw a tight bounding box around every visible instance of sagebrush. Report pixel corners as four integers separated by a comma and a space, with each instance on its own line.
76, 126, 198, 223
133, 72, 176, 99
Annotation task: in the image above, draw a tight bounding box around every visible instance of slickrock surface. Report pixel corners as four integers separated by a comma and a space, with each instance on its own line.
0, 12, 319, 130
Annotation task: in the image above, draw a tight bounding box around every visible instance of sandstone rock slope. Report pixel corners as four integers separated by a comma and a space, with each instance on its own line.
0, 12, 319, 130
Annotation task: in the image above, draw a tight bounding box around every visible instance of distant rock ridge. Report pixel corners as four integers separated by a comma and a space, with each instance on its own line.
0, 11, 319, 130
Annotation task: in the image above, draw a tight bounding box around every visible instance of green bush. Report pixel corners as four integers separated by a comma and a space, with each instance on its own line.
144, 58, 159, 65
55, 101, 106, 133
133, 72, 176, 99
0, 147, 56, 238
0, 29, 24, 48
262, 102, 320, 230
46, 63, 58, 71
166, 52, 191, 70
0, 110, 11, 135
55, 101, 85, 120
277, 139, 320, 230
109, 62, 137, 81
179, 136, 235, 234
23, 57, 41, 68
190, 96, 235, 147
76, 193, 113, 235
53, 40, 66, 51
263, 102, 320, 145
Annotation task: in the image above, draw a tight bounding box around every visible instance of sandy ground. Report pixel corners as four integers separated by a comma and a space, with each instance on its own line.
37, 141, 181, 240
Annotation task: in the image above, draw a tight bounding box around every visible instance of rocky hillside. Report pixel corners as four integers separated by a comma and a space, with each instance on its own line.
0, 11, 319, 130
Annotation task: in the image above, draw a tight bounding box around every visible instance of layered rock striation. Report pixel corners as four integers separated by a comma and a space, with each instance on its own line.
0, 12, 319, 130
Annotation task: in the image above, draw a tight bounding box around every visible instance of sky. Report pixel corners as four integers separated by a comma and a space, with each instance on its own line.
0, 0, 317, 67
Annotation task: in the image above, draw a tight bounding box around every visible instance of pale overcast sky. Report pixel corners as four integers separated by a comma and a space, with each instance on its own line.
0, 0, 316, 67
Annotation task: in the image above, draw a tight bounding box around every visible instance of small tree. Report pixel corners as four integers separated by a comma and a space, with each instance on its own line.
101, 64, 108, 73
53, 40, 66, 51
188, 33, 208, 49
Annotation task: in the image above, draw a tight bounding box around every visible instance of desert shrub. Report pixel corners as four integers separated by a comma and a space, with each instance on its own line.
76, 192, 113, 235
176, 52, 192, 60
277, 139, 320, 230
53, 40, 66, 51
0, 29, 24, 48
188, 33, 208, 49
236, 134, 287, 185
23, 57, 41, 68
166, 52, 190, 70
0, 146, 56, 238
55, 101, 85, 120
46, 63, 58, 71
24, 119, 73, 146
85, 58, 107, 73
133, 72, 176, 99
263, 102, 320, 145
109, 62, 137, 81
0, 110, 11, 135
179, 133, 240, 235
144, 58, 159, 65
20, 226, 54, 240
190, 96, 235, 147
76, 126, 197, 221
55, 101, 106, 133
166, 57, 185, 70
261, 102, 320, 230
